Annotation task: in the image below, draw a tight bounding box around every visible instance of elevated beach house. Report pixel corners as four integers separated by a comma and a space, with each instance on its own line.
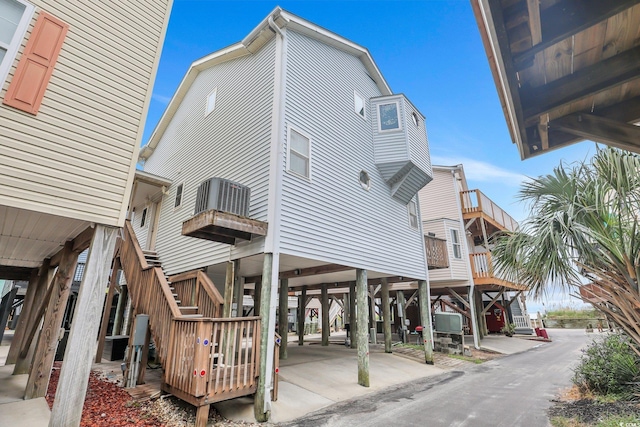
0, 0, 173, 425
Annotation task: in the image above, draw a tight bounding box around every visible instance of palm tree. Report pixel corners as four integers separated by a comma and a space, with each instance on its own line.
492, 148, 640, 348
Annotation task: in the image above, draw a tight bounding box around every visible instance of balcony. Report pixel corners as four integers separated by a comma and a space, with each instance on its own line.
460, 190, 518, 239
425, 235, 448, 270
469, 252, 526, 291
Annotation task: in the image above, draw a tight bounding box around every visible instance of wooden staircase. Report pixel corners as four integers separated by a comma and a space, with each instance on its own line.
113, 220, 268, 421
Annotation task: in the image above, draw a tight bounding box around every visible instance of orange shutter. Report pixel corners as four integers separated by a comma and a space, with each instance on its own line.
3, 12, 68, 115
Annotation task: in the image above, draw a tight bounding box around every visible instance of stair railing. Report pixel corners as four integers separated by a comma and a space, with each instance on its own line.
168, 270, 224, 318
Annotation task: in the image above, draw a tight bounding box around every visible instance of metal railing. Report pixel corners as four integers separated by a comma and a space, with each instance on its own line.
460, 189, 518, 232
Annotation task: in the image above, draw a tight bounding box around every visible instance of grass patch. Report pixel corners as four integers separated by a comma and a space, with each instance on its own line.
546, 308, 599, 319
550, 416, 586, 427
396, 343, 423, 351
596, 415, 640, 427
448, 354, 484, 364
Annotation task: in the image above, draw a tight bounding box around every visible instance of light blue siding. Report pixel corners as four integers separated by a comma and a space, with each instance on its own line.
279, 30, 427, 279
142, 40, 276, 275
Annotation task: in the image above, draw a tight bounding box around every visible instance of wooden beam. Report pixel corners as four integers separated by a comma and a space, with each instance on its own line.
0, 265, 37, 281
441, 300, 471, 318
430, 294, 442, 309
349, 282, 356, 349
356, 269, 369, 387
446, 287, 470, 310
279, 278, 288, 359
182, 210, 267, 244
223, 262, 234, 318
6, 267, 40, 365
245, 263, 352, 284
506, 291, 524, 307
233, 260, 244, 317
548, 113, 640, 152
298, 285, 307, 346
396, 290, 407, 343
481, 290, 506, 315
95, 257, 121, 363
405, 290, 418, 310
513, 0, 640, 71
522, 47, 640, 122
25, 241, 78, 399
381, 278, 392, 354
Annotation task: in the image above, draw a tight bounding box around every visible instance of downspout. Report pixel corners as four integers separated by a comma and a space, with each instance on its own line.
452, 169, 480, 349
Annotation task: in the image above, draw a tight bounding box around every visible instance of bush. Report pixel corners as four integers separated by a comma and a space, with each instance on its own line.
572, 333, 640, 396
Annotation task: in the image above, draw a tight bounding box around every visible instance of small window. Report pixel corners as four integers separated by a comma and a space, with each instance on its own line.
411, 112, 419, 127
205, 88, 217, 115
174, 183, 183, 208
408, 200, 418, 229
450, 228, 462, 259
378, 102, 401, 132
0, 0, 34, 85
359, 170, 370, 190
288, 127, 310, 179
354, 91, 366, 119
140, 207, 148, 228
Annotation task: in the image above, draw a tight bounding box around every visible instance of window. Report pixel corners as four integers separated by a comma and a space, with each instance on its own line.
408, 200, 418, 229
359, 170, 370, 190
0, 0, 34, 85
411, 112, 419, 127
288, 127, 310, 179
140, 207, 148, 228
354, 91, 365, 119
205, 88, 217, 115
450, 228, 462, 259
378, 102, 401, 132
174, 183, 183, 208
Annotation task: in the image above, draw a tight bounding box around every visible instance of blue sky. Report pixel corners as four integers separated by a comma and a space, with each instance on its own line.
144, 0, 595, 311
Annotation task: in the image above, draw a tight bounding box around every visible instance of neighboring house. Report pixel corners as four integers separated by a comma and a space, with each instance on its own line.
129, 7, 433, 422
418, 165, 533, 348
0, 0, 173, 425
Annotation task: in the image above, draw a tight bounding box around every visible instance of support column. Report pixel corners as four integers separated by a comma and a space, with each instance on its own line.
468, 285, 480, 348
8, 261, 50, 367
50, 225, 118, 426
418, 280, 434, 365
95, 258, 121, 363
0, 287, 18, 343
349, 282, 356, 349
113, 285, 128, 335
233, 260, 244, 317
254, 281, 261, 317
278, 278, 288, 359
25, 241, 79, 399
397, 290, 407, 344
321, 284, 329, 346
356, 269, 369, 387
369, 285, 377, 344
223, 261, 234, 318
298, 286, 306, 346
254, 252, 279, 422
381, 278, 392, 353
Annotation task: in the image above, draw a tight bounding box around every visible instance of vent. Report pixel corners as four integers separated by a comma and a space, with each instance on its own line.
195, 178, 251, 217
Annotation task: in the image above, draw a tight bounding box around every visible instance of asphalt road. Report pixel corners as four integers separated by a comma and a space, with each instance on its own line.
282, 329, 593, 427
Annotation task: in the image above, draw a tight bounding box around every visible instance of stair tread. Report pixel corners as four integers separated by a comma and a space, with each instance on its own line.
179, 306, 199, 310
179, 314, 204, 318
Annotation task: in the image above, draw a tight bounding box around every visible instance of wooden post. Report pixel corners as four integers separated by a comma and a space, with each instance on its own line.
298, 286, 306, 346
369, 285, 377, 343
223, 261, 234, 318
475, 290, 486, 338
195, 404, 211, 427
356, 269, 369, 387
418, 280, 434, 364
9, 261, 52, 369
113, 285, 128, 335
0, 286, 18, 342
254, 253, 275, 422
349, 282, 356, 349
25, 241, 79, 399
321, 284, 329, 346
233, 260, 243, 317
381, 278, 392, 353
95, 258, 121, 362
6, 268, 39, 365
254, 280, 261, 317
49, 225, 118, 426
278, 278, 288, 359
397, 290, 407, 344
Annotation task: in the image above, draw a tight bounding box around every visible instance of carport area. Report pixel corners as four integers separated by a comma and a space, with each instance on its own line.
214, 332, 444, 424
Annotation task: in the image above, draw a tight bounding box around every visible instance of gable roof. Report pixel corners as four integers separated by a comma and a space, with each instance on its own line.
139, 6, 392, 161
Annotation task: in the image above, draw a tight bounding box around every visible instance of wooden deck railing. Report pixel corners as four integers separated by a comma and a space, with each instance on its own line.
165, 317, 261, 403
168, 270, 224, 318
119, 221, 181, 366
469, 252, 493, 280
425, 235, 449, 269
460, 189, 518, 232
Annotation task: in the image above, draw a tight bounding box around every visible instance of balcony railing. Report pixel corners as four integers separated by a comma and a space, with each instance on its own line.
460, 189, 518, 232
469, 252, 525, 290
425, 235, 449, 269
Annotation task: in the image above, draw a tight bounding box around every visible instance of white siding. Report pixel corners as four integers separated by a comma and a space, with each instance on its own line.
424, 218, 471, 284
404, 101, 432, 178
279, 31, 426, 279
0, 0, 170, 226
143, 39, 275, 275
418, 168, 460, 221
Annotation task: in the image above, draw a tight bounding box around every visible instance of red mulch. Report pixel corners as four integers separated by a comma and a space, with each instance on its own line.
46, 362, 161, 426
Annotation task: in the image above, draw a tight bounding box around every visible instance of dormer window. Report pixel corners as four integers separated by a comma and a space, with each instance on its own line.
354, 91, 366, 119
378, 102, 401, 132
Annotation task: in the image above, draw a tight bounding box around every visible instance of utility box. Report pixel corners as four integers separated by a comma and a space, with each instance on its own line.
132, 314, 149, 346
434, 312, 463, 334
